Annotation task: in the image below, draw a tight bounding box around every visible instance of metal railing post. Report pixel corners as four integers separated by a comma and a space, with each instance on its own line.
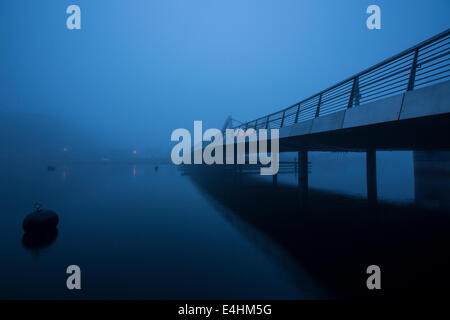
354, 77, 360, 106
294, 104, 300, 124
265, 116, 269, 129
348, 77, 359, 108
407, 49, 419, 91
280, 111, 286, 128
315, 94, 323, 118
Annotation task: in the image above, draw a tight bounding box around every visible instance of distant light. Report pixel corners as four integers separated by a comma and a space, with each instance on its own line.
63, 147, 68, 152
132, 150, 137, 155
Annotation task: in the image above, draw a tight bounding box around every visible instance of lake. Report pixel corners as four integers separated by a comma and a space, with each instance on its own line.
1, 151, 449, 299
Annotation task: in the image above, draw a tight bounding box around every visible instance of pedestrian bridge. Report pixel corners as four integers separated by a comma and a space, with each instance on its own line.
218, 29, 450, 206
224, 29, 450, 152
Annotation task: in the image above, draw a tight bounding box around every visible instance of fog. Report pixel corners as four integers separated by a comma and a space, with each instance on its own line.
1, 0, 449, 163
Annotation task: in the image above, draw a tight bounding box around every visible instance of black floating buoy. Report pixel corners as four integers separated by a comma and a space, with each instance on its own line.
23, 203, 59, 234
22, 228, 58, 251
154, 165, 159, 171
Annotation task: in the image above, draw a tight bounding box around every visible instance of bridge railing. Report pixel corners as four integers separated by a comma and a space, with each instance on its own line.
232, 29, 450, 131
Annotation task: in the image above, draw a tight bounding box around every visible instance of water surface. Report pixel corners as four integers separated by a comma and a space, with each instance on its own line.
1, 151, 450, 299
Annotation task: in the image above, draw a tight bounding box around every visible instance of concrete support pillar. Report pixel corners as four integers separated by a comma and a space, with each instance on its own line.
366, 149, 378, 207
273, 173, 278, 185
298, 150, 309, 206
294, 157, 297, 177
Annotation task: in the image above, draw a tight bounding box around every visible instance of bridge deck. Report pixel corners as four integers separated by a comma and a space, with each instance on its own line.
226, 29, 450, 152
278, 80, 450, 151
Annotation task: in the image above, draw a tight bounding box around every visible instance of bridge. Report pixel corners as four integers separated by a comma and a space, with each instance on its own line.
222, 29, 450, 206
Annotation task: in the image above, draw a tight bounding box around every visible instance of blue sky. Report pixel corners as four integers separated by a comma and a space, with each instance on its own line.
0, 0, 449, 150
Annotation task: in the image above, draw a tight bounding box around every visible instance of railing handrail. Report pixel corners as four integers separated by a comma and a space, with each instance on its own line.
232, 28, 450, 130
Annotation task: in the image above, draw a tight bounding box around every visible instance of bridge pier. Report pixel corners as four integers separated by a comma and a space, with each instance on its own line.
366, 149, 378, 207
294, 157, 297, 176
298, 150, 309, 207
272, 173, 278, 185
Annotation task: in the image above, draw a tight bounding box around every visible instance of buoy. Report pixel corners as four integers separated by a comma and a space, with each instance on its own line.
154, 165, 159, 171
23, 203, 59, 233
22, 228, 58, 251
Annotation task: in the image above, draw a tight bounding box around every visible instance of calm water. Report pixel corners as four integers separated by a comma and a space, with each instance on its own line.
1, 151, 450, 299
0, 163, 312, 299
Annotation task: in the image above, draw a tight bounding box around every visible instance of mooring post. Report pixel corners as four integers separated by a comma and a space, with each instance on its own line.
298, 150, 308, 206
366, 149, 378, 207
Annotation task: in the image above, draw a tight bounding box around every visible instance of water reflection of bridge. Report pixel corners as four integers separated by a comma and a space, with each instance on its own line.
191, 160, 309, 184
183, 164, 450, 298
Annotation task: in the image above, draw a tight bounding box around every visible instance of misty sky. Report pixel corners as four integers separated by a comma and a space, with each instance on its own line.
0, 0, 449, 151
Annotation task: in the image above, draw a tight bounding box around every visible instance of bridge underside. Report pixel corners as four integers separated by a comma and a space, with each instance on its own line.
279, 112, 450, 152
234, 80, 450, 153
